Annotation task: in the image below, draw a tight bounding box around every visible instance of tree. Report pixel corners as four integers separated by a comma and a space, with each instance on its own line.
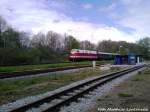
0, 17, 28, 65
2, 28, 21, 48
0, 16, 8, 48
80, 40, 95, 50
137, 37, 150, 50
19, 31, 31, 48
97, 40, 146, 56
137, 37, 150, 59
31, 32, 46, 47
64, 35, 79, 52
97, 40, 118, 53
46, 31, 62, 51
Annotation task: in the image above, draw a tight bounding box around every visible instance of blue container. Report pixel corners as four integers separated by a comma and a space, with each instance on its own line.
114, 55, 122, 64
128, 53, 136, 65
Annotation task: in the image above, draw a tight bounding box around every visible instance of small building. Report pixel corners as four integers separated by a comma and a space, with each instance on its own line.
114, 53, 141, 65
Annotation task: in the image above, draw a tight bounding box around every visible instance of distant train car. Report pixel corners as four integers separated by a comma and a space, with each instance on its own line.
69, 49, 119, 61
97, 52, 118, 60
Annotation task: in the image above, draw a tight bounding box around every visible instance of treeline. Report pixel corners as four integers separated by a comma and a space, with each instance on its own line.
0, 16, 149, 66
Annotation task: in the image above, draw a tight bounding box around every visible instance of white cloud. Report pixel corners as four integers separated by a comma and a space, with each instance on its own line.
118, 0, 150, 39
120, 0, 142, 5
0, 0, 136, 44
46, 21, 135, 43
99, 3, 116, 12
82, 3, 93, 9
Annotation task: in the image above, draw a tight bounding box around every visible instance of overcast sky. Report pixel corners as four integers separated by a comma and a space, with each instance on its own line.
0, 0, 150, 43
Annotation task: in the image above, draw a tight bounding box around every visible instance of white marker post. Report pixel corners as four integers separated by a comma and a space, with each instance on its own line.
137, 56, 140, 64
93, 60, 96, 68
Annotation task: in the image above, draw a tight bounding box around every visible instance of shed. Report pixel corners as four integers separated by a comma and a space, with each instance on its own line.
114, 53, 141, 65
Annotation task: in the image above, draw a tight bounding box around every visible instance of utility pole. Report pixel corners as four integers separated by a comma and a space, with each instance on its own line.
119, 46, 123, 54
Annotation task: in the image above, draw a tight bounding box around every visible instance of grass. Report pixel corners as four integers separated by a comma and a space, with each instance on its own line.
0, 60, 113, 73
118, 68, 150, 99
131, 77, 141, 81
140, 68, 150, 75
0, 68, 104, 92
131, 75, 142, 81
138, 71, 142, 74
130, 68, 150, 82
136, 68, 150, 76
0, 67, 116, 105
117, 68, 150, 97
110, 67, 121, 71
118, 93, 133, 97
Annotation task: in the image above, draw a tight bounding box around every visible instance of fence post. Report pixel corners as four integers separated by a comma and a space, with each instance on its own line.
92, 60, 96, 68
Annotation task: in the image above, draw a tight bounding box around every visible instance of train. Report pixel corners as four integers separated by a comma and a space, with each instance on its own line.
69, 49, 119, 61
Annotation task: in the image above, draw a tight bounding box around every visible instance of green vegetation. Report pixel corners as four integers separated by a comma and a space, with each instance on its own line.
0, 60, 112, 72
131, 77, 142, 81
118, 93, 133, 97
110, 67, 121, 71
131, 68, 150, 81
0, 67, 114, 104
116, 68, 150, 98
140, 68, 150, 75
138, 71, 142, 74
136, 68, 150, 76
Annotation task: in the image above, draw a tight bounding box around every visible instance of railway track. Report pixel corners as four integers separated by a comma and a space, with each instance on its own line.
0, 65, 95, 79
8, 64, 147, 112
